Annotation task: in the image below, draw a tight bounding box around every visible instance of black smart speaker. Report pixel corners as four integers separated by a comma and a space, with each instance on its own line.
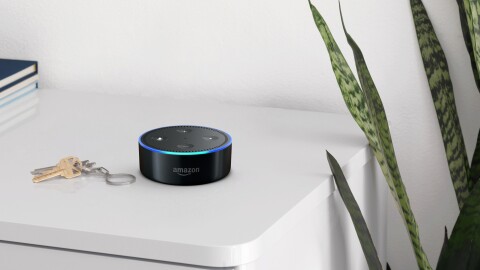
138, 125, 232, 185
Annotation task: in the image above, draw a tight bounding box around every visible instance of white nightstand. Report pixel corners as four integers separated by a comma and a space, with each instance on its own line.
0, 89, 387, 270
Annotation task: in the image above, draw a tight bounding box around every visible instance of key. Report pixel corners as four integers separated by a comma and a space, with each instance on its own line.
32, 157, 82, 183
32, 157, 83, 183
31, 160, 90, 176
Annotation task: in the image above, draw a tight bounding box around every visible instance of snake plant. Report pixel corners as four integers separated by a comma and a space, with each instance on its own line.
309, 0, 480, 269
309, 1, 430, 269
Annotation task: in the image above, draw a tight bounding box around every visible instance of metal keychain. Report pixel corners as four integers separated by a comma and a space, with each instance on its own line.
83, 166, 136, 186
32, 160, 136, 186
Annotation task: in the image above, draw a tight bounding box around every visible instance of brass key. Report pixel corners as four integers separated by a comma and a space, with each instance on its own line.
32, 157, 83, 183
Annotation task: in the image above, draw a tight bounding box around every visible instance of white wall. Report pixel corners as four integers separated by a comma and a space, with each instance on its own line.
1, 0, 479, 269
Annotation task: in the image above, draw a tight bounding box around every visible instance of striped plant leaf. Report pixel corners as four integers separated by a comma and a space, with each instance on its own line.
438, 227, 449, 264
462, 0, 480, 93
338, 5, 432, 269
456, 0, 480, 92
471, 129, 480, 186
436, 181, 480, 270
309, 2, 431, 269
410, 0, 471, 208
327, 151, 384, 270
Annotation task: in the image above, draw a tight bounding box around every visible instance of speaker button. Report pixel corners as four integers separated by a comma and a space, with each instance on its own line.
177, 144, 194, 149
176, 128, 192, 133
202, 136, 218, 141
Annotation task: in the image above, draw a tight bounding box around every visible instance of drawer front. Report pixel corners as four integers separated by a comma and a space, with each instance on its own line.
0, 241, 233, 270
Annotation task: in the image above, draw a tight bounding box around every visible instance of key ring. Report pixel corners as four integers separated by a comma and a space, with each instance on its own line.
91, 167, 136, 186
106, 173, 136, 186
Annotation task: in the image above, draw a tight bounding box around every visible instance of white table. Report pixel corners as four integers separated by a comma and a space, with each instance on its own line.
0, 89, 387, 270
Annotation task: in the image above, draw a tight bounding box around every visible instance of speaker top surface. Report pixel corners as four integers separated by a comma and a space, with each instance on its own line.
139, 125, 232, 155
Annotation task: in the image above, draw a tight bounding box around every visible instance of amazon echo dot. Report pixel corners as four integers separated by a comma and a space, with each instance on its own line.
138, 125, 232, 185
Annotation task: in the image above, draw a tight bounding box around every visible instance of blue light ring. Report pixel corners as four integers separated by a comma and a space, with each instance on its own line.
138, 126, 232, 156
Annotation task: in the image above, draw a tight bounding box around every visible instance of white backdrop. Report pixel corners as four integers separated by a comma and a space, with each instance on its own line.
1, 0, 479, 269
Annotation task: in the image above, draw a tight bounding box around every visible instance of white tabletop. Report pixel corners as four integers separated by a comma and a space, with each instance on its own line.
0, 89, 370, 267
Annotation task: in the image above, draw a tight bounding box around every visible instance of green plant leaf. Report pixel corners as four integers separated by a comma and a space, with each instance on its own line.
436, 182, 480, 270
438, 227, 449, 263
462, 0, 480, 94
456, 0, 480, 92
308, 1, 373, 137
410, 0, 471, 208
471, 129, 480, 186
338, 5, 432, 269
326, 151, 383, 270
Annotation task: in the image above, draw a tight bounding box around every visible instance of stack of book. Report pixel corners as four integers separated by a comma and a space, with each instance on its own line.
0, 59, 40, 134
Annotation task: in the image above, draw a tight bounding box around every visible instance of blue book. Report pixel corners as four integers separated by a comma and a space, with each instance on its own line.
0, 73, 39, 99
0, 59, 37, 90
0, 82, 38, 108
